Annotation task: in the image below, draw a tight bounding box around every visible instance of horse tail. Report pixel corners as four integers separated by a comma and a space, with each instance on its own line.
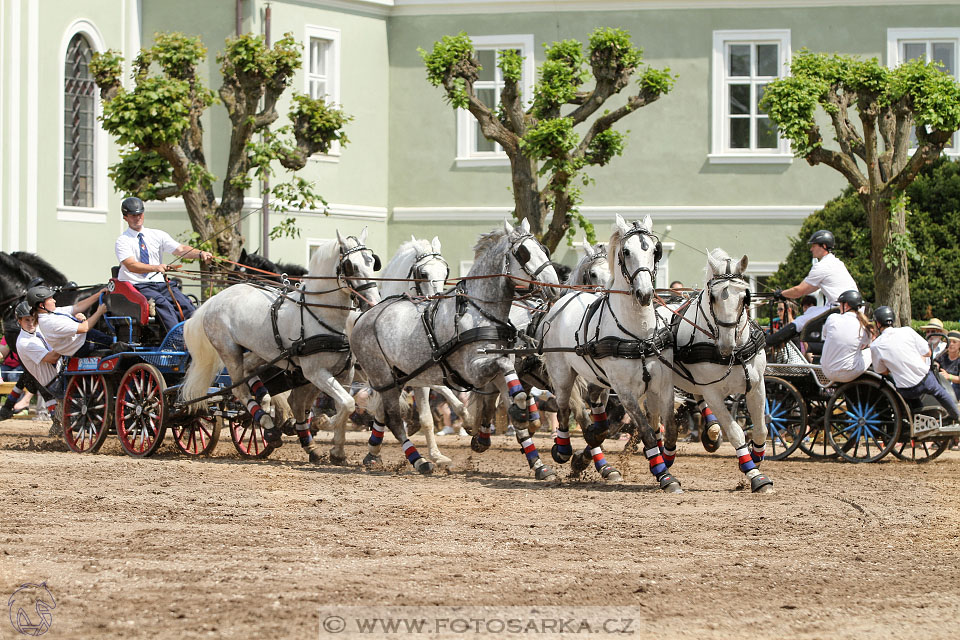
179, 306, 221, 414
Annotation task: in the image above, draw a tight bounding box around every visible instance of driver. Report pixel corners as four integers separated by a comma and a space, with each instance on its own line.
767, 229, 858, 349
114, 196, 213, 334
871, 306, 960, 424
820, 290, 874, 383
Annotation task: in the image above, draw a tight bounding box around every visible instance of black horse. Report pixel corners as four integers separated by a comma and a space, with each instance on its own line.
237, 249, 307, 283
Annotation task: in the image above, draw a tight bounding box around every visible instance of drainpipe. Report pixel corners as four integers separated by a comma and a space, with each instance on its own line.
235, 0, 242, 36
261, 3, 271, 259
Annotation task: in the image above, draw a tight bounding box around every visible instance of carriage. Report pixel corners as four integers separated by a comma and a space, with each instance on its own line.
59, 277, 276, 459
730, 311, 960, 463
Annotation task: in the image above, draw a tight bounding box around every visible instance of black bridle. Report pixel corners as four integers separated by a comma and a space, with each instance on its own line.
618, 222, 662, 290
407, 251, 450, 297
509, 233, 555, 281
706, 258, 751, 335
337, 239, 381, 300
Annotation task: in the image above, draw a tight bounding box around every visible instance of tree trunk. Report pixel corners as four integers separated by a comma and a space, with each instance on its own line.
508, 153, 544, 235
864, 196, 912, 326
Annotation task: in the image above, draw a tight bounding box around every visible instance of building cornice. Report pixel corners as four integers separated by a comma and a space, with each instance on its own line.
146, 198, 387, 221
393, 205, 819, 222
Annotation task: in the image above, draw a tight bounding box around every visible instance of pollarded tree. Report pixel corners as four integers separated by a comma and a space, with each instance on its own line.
90, 32, 350, 262
420, 29, 674, 250
761, 51, 960, 325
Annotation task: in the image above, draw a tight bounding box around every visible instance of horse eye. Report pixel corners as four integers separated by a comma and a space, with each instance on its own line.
623, 248, 631, 257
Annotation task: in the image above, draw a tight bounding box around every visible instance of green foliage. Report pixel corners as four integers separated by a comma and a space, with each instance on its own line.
108, 149, 175, 199
89, 49, 123, 89
894, 58, 960, 132
99, 77, 193, 147
585, 129, 625, 166
638, 66, 676, 96
588, 27, 643, 73
218, 32, 301, 89
289, 94, 352, 150
521, 117, 579, 162
770, 159, 960, 319
882, 193, 922, 270
271, 176, 327, 213
498, 48, 523, 84
269, 216, 301, 241
531, 40, 586, 118
145, 32, 207, 80
419, 33, 474, 109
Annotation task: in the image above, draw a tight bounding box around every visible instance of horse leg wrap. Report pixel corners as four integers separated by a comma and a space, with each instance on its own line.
645, 446, 668, 478
527, 397, 541, 428
751, 442, 766, 465
471, 424, 492, 453
661, 446, 676, 469
246, 399, 266, 425
590, 447, 622, 481
294, 421, 313, 447
698, 401, 718, 426
402, 439, 433, 475
552, 428, 572, 463
367, 421, 385, 455
3, 386, 22, 408
736, 446, 757, 474
584, 423, 607, 448
504, 372, 528, 421
749, 470, 774, 493
515, 428, 541, 468
248, 376, 269, 404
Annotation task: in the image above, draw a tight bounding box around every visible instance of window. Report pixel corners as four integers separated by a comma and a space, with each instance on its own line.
63, 34, 97, 208
304, 25, 341, 158
887, 29, 960, 155
654, 243, 675, 289
710, 30, 791, 163
456, 34, 535, 167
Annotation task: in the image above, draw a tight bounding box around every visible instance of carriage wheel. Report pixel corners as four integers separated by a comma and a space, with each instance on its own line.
798, 400, 837, 459
170, 416, 221, 456
890, 436, 951, 463
229, 415, 275, 459
762, 377, 805, 461
825, 381, 900, 463
115, 363, 168, 458
62, 375, 112, 454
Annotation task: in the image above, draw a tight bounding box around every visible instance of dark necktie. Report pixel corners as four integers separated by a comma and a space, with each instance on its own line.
138, 232, 149, 264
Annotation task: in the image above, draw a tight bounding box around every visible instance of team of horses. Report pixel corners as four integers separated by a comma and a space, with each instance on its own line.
1, 215, 774, 493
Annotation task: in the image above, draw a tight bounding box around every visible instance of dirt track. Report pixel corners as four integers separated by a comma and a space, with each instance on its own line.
2, 417, 960, 639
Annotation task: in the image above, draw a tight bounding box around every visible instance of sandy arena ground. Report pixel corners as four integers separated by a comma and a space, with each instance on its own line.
1, 416, 960, 639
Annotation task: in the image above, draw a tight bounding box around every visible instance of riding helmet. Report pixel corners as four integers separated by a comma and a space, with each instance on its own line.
873, 306, 896, 327
14, 300, 33, 318
25, 285, 54, 307
121, 196, 145, 217
837, 290, 864, 309
807, 229, 835, 250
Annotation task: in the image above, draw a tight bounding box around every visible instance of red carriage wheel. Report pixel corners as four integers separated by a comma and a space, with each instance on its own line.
115, 363, 168, 458
62, 375, 113, 453
229, 414, 275, 459
170, 415, 221, 456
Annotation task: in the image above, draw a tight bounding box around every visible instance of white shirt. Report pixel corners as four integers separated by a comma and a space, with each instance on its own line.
16, 328, 62, 386
115, 226, 181, 284
803, 253, 858, 306
37, 305, 85, 357
870, 327, 931, 389
821, 312, 872, 383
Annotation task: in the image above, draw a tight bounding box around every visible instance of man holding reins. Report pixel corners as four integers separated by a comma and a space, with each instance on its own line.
114, 196, 213, 335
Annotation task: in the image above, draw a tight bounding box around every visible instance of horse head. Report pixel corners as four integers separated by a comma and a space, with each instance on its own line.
611, 214, 660, 306
409, 235, 449, 298
705, 249, 750, 356
570, 237, 610, 288
502, 218, 560, 299
335, 228, 382, 311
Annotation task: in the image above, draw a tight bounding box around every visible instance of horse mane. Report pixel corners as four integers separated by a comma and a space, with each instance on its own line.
307, 238, 342, 275
567, 242, 608, 286
239, 249, 307, 280
10, 252, 69, 286
473, 227, 508, 257
384, 239, 431, 278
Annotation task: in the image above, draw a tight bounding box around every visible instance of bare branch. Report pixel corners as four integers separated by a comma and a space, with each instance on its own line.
889, 133, 952, 193
577, 88, 662, 157
499, 77, 527, 136
805, 127, 868, 191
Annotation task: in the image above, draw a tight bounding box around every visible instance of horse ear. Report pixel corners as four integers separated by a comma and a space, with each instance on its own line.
641, 214, 653, 232
614, 214, 628, 232
739, 254, 749, 273
336, 229, 347, 248
581, 238, 594, 258
432, 236, 442, 252
411, 234, 417, 244
503, 219, 514, 234
359, 226, 369, 245
520, 217, 531, 233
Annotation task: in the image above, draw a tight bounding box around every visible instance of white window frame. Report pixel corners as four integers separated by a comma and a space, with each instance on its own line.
654, 242, 675, 290
710, 29, 792, 164
887, 28, 960, 158
456, 34, 535, 167
57, 19, 109, 221
459, 260, 475, 277
304, 25, 342, 161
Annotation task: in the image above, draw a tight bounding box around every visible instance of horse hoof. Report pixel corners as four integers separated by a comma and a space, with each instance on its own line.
600, 466, 623, 483
700, 427, 721, 453
362, 453, 382, 468
751, 474, 774, 493
279, 419, 297, 436
470, 435, 490, 453
570, 452, 591, 475
658, 473, 683, 493
535, 465, 557, 481
415, 459, 435, 475
550, 444, 571, 464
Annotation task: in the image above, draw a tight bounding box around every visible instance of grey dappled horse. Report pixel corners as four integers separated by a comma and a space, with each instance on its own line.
179, 230, 381, 464
540, 215, 677, 489
349, 219, 561, 478
656, 248, 773, 493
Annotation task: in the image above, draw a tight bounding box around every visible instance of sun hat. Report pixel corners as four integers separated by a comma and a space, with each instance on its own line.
920, 318, 944, 330
948, 330, 960, 342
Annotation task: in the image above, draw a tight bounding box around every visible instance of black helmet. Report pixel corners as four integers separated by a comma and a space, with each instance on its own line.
837, 290, 863, 309
26, 285, 54, 307
15, 300, 33, 318
121, 196, 145, 216
27, 276, 45, 289
807, 229, 835, 250
874, 306, 896, 327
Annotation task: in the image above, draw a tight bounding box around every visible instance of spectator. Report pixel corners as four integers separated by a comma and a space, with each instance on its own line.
669, 280, 683, 290
0, 336, 32, 415
934, 330, 960, 401
920, 318, 947, 359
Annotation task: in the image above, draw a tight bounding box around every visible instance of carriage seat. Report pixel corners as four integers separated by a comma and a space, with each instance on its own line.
105, 278, 150, 325
798, 307, 838, 356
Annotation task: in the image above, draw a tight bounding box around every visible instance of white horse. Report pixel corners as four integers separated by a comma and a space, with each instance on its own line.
350, 219, 561, 478
657, 248, 774, 493
179, 229, 382, 463
540, 215, 678, 489
375, 235, 471, 467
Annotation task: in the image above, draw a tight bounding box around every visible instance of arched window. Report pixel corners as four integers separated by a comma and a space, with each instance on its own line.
63, 34, 96, 208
